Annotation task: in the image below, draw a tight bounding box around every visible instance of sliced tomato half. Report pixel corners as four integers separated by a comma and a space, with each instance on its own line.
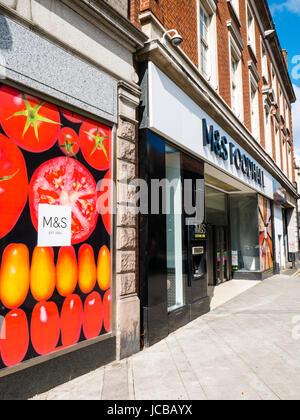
29, 157, 99, 245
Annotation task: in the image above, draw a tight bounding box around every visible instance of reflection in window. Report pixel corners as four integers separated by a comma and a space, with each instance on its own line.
230, 195, 260, 272
199, 5, 210, 77
166, 147, 185, 312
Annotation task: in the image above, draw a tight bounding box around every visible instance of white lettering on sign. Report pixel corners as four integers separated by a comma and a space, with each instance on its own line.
38, 204, 72, 247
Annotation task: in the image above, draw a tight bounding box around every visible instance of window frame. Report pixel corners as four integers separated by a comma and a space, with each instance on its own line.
199, 4, 210, 78
261, 39, 268, 84
230, 35, 243, 120
249, 74, 260, 141
247, 4, 256, 55
197, 0, 218, 88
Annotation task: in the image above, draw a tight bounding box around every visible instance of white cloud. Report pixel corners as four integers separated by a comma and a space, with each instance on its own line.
292, 84, 300, 165
270, 0, 300, 16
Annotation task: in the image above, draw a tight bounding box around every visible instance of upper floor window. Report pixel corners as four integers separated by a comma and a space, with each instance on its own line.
231, 0, 239, 16
282, 131, 287, 175
197, 1, 218, 88
261, 40, 268, 83
247, 4, 256, 55
279, 88, 285, 117
231, 57, 238, 113
272, 68, 277, 104
250, 76, 259, 141
264, 105, 272, 157
286, 102, 290, 131
230, 38, 243, 120
199, 5, 210, 77
275, 122, 281, 167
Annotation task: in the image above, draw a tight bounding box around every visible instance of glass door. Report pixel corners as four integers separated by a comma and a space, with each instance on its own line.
165, 147, 185, 313
215, 226, 229, 285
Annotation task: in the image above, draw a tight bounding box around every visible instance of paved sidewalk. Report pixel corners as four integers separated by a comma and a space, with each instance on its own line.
32, 275, 300, 400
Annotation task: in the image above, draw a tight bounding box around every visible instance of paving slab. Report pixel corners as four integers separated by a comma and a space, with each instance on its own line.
31, 275, 300, 400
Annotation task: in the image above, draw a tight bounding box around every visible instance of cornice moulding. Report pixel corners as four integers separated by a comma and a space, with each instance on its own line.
227, 19, 244, 53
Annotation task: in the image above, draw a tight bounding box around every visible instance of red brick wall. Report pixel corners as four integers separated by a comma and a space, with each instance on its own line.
131, 0, 199, 66
130, 0, 296, 184
216, 0, 231, 107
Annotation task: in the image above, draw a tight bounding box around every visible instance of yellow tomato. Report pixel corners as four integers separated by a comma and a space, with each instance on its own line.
56, 246, 78, 297
30, 247, 56, 301
0, 244, 30, 309
78, 244, 97, 294
97, 246, 110, 291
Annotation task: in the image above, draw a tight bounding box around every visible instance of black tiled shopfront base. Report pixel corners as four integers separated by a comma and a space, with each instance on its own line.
0, 337, 116, 400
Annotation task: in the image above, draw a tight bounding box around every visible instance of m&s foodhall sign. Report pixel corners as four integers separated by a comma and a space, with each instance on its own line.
202, 119, 265, 187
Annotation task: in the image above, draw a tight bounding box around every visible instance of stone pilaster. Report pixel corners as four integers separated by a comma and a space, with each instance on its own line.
115, 80, 140, 360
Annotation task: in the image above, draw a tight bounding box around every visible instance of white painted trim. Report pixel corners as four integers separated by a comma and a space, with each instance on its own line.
249, 0, 292, 107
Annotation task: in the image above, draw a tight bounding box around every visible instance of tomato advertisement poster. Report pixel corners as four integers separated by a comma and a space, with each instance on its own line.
0, 84, 112, 369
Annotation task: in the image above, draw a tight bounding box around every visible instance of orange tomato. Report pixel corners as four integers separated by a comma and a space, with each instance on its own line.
0, 244, 30, 309
97, 246, 110, 291
30, 247, 56, 301
56, 246, 78, 297
78, 244, 97, 294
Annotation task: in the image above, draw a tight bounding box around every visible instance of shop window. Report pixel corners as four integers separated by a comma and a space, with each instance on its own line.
230, 195, 260, 272
206, 187, 228, 226
0, 83, 113, 370
258, 195, 273, 271
166, 146, 185, 312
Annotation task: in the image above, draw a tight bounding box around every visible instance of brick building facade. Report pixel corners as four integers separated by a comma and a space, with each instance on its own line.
132, 0, 299, 345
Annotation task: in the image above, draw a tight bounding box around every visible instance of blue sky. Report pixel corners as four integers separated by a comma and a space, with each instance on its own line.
268, 0, 300, 160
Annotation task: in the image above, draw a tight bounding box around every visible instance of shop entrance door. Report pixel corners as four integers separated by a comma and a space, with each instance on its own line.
207, 225, 229, 286
214, 226, 229, 285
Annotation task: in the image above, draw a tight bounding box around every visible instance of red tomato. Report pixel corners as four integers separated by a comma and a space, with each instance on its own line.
97, 170, 112, 235
103, 289, 111, 333
61, 108, 84, 124
0, 309, 29, 367
0, 134, 28, 239
29, 157, 99, 245
83, 292, 103, 340
31, 301, 60, 355
79, 120, 111, 171
58, 127, 80, 157
61, 295, 83, 347
0, 85, 61, 153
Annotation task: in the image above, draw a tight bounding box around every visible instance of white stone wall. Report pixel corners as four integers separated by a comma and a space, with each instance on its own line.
0, 0, 137, 84
104, 0, 128, 17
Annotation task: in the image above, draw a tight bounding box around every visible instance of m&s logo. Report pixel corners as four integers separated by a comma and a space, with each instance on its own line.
43, 216, 68, 229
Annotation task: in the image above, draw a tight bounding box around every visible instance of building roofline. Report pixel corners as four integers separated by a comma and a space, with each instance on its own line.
254, 0, 296, 103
